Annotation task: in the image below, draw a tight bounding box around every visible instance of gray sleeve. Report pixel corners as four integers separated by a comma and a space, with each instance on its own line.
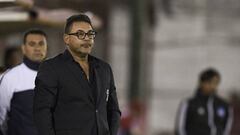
0, 72, 14, 134
176, 100, 189, 135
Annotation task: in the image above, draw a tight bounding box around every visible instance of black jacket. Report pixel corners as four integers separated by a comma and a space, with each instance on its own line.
33, 50, 121, 135
176, 90, 233, 135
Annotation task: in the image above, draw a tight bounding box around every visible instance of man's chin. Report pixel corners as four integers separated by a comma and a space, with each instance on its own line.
79, 52, 90, 57
77, 50, 91, 56
32, 57, 45, 62
69, 48, 91, 58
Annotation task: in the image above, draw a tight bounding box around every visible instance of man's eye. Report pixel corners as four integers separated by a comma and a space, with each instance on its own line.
88, 32, 95, 35
39, 41, 45, 46
78, 32, 85, 35
28, 42, 35, 46
88, 30, 95, 34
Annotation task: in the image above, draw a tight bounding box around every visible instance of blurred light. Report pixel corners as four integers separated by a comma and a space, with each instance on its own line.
0, 0, 33, 8
0, 0, 15, 2
0, 11, 29, 22
36, 9, 103, 29
85, 11, 103, 29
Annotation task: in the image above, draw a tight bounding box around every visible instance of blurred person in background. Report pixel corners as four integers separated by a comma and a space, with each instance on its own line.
0, 67, 5, 78
4, 47, 22, 70
175, 68, 233, 135
119, 101, 145, 135
0, 47, 22, 80
229, 91, 240, 135
0, 29, 48, 135
33, 14, 121, 135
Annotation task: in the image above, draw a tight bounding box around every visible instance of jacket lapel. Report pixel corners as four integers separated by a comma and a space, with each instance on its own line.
94, 67, 102, 106
90, 55, 106, 106
63, 52, 95, 104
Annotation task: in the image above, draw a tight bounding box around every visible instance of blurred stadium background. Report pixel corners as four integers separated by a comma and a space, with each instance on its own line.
0, 0, 240, 135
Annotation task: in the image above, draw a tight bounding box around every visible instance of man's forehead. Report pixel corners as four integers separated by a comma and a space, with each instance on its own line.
71, 21, 93, 32
26, 34, 46, 40
27, 33, 45, 38
26, 34, 46, 42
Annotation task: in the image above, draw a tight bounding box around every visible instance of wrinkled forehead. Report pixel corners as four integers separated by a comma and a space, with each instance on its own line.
70, 21, 93, 33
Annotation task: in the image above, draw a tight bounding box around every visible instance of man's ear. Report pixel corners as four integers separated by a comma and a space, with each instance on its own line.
21, 44, 26, 55
63, 34, 69, 45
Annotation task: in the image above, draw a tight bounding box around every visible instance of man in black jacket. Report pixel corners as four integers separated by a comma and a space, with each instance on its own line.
33, 14, 121, 135
175, 68, 233, 135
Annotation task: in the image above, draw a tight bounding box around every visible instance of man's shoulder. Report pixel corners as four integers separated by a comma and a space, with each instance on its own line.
90, 55, 111, 68
2, 64, 24, 77
214, 95, 230, 107
0, 63, 24, 84
42, 53, 112, 70
179, 95, 199, 108
42, 53, 65, 66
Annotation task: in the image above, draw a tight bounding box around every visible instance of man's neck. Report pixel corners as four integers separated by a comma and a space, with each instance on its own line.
23, 56, 41, 71
68, 49, 88, 64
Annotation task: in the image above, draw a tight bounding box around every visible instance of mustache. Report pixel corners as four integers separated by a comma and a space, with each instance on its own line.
81, 43, 92, 47
34, 52, 43, 55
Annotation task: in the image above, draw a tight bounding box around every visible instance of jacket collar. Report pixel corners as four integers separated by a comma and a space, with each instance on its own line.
62, 49, 100, 106
23, 56, 41, 71
62, 49, 99, 68
195, 88, 216, 101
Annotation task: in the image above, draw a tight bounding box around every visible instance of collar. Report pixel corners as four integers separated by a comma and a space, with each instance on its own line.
63, 49, 98, 68
195, 88, 215, 101
23, 56, 41, 71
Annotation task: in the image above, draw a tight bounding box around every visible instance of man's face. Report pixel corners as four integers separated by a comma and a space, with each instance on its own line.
22, 34, 47, 62
201, 76, 220, 95
64, 21, 94, 56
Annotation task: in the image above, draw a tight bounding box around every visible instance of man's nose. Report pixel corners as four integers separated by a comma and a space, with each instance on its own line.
83, 35, 91, 41
34, 45, 42, 51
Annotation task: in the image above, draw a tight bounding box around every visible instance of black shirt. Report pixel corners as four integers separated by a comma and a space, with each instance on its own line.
64, 50, 98, 135
64, 50, 98, 103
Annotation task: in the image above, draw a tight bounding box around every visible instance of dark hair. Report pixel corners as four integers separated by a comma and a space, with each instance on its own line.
199, 68, 221, 82
4, 47, 21, 69
0, 66, 5, 73
23, 29, 47, 44
64, 14, 93, 34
